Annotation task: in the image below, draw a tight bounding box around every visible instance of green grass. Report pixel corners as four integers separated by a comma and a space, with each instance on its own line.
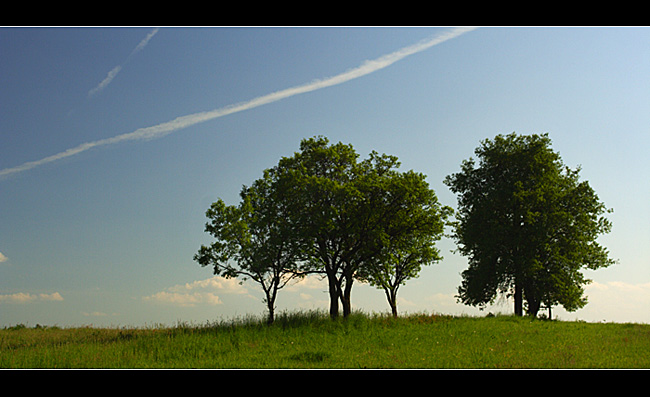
2, 310, 650, 368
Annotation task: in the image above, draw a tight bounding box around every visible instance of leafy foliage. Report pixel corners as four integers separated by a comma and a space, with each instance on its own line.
269, 136, 450, 318
355, 167, 452, 316
194, 169, 303, 324
444, 133, 614, 316
196, 136, 450, 320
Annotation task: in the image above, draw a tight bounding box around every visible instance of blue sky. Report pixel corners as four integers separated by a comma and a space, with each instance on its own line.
1, 26, 649, 327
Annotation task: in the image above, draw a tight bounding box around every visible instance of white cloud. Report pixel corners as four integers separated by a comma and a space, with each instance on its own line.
285, 274, 327, 291
0, 292, 63, 304
143, 291, 223, 307
0, 27, 476, 179
168, 276, 248, 294
572, 280, 650, 323
143, 276, 251, 307
82, 311, 118, 317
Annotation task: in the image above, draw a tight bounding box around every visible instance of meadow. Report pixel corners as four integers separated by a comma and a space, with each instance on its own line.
2, 310, 650, 369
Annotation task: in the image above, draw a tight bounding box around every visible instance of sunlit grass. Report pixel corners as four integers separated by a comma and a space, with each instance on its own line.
2, 310, 650, 368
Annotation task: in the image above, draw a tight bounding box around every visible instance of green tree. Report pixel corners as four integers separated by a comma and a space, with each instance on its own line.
196, 135, 451, 322
271, 136, 362, 319
444, 133, 614, 317
273, 136, 450, 319
356, 169, 452, 317
194, 170, 302, 324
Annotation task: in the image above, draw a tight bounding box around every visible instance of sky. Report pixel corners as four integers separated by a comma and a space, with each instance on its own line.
1, 26, 650, 328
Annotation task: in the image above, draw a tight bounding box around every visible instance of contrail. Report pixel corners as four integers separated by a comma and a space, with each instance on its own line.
88, 28, 159, 98
1, 27, 476, 179
130, 27, 159, 57
87, 65, 122, 98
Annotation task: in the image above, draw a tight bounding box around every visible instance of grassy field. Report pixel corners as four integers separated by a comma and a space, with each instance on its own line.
2, 310, 650, 369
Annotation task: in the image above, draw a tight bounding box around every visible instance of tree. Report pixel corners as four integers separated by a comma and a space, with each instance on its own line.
271, 136, 363, 319
196, 135, 451, 322
194, 170, 302, 324
273, 136, 450, 319
356, 169, 452, 317
444, 133, 614, 317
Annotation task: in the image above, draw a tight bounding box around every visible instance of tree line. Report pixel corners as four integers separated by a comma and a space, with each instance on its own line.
194, 133, 614, 324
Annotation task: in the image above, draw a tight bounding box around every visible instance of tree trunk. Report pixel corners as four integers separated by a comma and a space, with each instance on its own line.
389, 293, 398, 318
328, 278, 339, 320
514, 282, 523, 316
342, 295, 351, 318
384, 288, 398, 317
264, 286, 277, 325
323, 260, 341, 320
267, 303, 275, 325
341, 273, 353, 318
527, 298, 541, 318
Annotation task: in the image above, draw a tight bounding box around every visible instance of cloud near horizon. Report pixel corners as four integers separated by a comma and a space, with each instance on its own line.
143, 276, 251, 307
0, 292, 63, 304
1, 27, 476, 179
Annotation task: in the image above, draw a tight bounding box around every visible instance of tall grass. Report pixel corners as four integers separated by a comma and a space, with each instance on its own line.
2, 310, 650, 368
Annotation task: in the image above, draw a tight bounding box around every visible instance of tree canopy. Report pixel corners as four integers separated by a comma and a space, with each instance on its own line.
444, 133, 614, 317
194, 169, 303, 324
271, 136, 450, 318
195, 136, 450, 321
195, 133, 613, 322
355, 168, 452, 317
